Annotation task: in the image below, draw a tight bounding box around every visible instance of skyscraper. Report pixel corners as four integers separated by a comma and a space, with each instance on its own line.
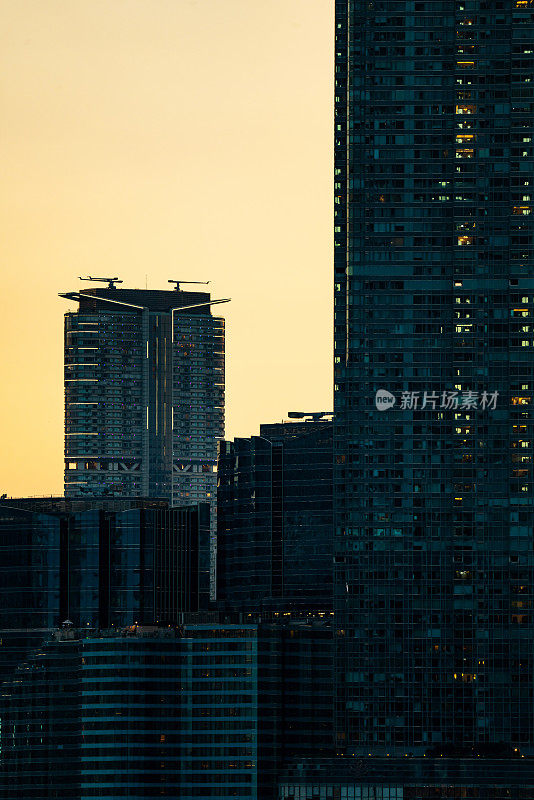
217, 416, 333, 612
61, 282, 225, 508
334, 0, 534, 770
0, 621, 333, 799
61, 282, 225, 590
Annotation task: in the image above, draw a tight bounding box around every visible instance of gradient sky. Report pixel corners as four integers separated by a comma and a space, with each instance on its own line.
0, 0, 333, 497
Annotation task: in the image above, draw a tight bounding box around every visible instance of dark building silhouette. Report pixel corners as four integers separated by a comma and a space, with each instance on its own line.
217, 416, 333, 612
0, 620, 333, 799
333, 0, 534, 788
0, 498, 210, 685
0, 630, 81, 799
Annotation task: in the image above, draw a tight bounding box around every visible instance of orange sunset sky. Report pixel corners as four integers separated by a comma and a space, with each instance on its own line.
0, 0, 333, 497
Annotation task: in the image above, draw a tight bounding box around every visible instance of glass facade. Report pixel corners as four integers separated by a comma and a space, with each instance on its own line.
0, 505, 61, 685
279, 757, 534, 800
217, 420, 333, 612
272, 622, 334, 764
334, 0, 534, 769
80, 633, 187, 798
0, 632, 81, 799
0, 621, 332, 799
180, 621, 333, 799
0, 498, 209, 685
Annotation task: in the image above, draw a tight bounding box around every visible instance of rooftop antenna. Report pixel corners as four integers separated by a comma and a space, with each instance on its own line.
168, 280, 211, 292
79, 276, 123, 289
287, 411, 333, 422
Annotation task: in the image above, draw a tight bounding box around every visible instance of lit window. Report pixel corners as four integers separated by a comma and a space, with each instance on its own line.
456, 104, 477, 115
456, 221, 476, 230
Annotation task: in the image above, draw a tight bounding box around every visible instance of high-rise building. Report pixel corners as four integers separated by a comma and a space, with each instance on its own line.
217, 416, 333, 612
0, 620, 333, 799
0, 497, 210, 685
334, 0, 534, 775
60, 282, 225, 591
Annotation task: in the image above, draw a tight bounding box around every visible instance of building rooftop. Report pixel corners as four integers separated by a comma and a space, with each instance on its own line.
0, 497, 170, 515
59, 287, 227, 315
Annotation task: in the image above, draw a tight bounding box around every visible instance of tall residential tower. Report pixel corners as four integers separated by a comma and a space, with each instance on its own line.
61, 281, 225, 592
61, 282, 225, 504
334, 0, 534, 770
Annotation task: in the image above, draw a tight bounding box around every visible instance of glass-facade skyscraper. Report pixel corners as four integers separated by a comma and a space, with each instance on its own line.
0, 497, 210, 685
334, 0, 534, 767
0, 621, 333, 799
217, 417, 333, 612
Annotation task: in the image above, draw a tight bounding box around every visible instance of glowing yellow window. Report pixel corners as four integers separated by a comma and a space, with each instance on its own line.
456, 104, 477, 115
456, 149, 474, 159
457, 235, 474, 246
456, 134, 475, 143
457, 61, 475, 68
456, 222, 475, 230
513, 206, 532, 215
